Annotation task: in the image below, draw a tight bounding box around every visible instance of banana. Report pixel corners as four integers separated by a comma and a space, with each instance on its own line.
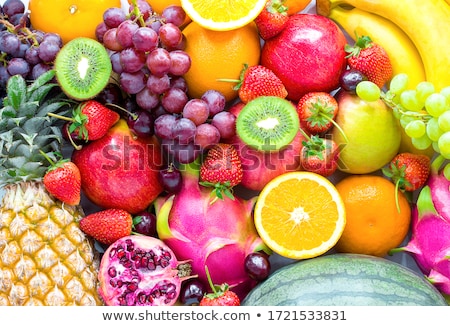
317, 0, 450, 91
327, 6, 426, 89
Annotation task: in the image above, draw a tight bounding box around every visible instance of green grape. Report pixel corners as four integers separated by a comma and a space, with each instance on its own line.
356, 81, 381, 102
389, 73, 409, 95
432, 141, 441, 153
412, 133, 432, 150
443, 162, 450, 181
399, 113, 416, 128
440, 86, 450, 103
405, 120, 426, 138
392, 106, 401, 120
438, 110, 450, 132
416, 81, 435, 105
438, 131, 450, 159
426, 117, 444, 141
400, 89, 423, 111
425, 93, 448, 117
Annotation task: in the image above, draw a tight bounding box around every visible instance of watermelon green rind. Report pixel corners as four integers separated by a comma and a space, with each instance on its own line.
242, 254, 448, 306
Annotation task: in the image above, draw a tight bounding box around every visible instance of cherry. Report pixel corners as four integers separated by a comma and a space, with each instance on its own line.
179, 279, 206, 305
244, 252, 271, 281
339, 68, 368, 93
158, 163, 182, 194
132, 211, 157, 237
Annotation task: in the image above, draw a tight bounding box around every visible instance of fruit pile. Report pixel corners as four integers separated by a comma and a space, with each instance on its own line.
0, 0, 449, 307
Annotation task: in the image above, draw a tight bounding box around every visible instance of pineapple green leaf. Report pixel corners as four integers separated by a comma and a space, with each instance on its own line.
27, 69, 56, 94
6, 75, 27, 109
23, 117, 51, 135
19, 132, 38, 147
17, 101, 39, 118
0, 131, 13, 148
37, 101, 71, 117
14, 143, 37, 158
28, 84, 58, 104
1, 105, 17, 118
34, 134, 61, 148
7, 156, 27, 169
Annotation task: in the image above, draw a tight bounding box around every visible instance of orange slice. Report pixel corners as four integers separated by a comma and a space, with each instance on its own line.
254, 171, 346, 259
180, 0, 267, 31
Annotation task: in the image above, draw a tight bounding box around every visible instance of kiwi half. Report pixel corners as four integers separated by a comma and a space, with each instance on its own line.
54, 37, 112, 100
236, 96, 299, 152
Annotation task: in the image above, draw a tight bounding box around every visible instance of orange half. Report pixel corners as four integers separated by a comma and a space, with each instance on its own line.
254, 172, 346, 259
180, 0, 267, 31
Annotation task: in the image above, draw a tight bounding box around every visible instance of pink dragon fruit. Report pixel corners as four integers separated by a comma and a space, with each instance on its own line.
98, 235, 193, 306
154, 160, 271, 300
391, 156, 450, 296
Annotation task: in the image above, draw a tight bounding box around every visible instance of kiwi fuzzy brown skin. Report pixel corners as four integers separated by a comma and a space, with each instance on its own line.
236, 96, 300, 152
54, 37, 112, 101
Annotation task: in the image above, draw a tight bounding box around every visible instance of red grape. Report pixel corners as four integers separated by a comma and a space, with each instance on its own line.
169, 50, 191, 76
211, 111, 237, 139
132, 27, 158, 52
182, 99, 209, 125
161, 87, 188, 114
146, 48, 171, 77
194, 123, 221, 150
201, 89, 226, 116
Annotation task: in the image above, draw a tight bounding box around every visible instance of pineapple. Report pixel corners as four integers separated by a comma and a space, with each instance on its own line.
0, 71, 103, 305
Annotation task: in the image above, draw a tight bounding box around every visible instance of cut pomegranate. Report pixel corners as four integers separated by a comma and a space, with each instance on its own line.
98, 235, 192, 306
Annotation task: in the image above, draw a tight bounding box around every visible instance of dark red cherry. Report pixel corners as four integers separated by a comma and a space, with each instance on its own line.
132, 211, 157, 237
244, 252, 271, 281
179, 279, 206, 305
158, 163, 182, 194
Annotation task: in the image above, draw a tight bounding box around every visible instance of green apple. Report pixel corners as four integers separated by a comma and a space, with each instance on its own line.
332, 90, 401, 174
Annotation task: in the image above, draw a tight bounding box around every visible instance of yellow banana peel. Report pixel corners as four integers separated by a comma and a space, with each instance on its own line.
317, 0, 450, 91
327, 6, 426, 90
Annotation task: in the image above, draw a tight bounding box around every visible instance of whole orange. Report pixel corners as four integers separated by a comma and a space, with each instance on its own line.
182, 21, 261, 102
145, 0, 181, 14
143, 0, 191, 26
284, 0, 313, 15
334, 175, 411, 257
28, 0, 121, 44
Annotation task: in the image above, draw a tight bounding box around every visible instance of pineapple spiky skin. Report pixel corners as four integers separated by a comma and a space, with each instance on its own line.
0, 71, 103, 305
0, 182, 102, 305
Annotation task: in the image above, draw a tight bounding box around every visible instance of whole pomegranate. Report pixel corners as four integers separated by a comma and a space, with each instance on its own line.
98, 235, 192, 306
261, 14, 347, 101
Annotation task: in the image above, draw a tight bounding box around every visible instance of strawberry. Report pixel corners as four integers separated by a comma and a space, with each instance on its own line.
297, 91, 339, 135
200, 143, 243, 201
68, 100, 120, 142
254, 0, 289, 40
199, 266, 240, 306
345, 34, 393, 88
42, 154, 81, 206
382, 152, 431, 192
79, 208, 133, 245
300, 135, 339, 177
234, 64, 288, 103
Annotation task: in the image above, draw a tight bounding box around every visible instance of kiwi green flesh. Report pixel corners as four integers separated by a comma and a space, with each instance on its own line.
54, 37, 112, 101
236, 96, 300, 152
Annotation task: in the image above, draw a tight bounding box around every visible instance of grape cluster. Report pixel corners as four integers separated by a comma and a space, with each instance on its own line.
356, 73, 450, 179
96, 1, 237, 164
154, 89, 237, 164
0, 0, 63, 96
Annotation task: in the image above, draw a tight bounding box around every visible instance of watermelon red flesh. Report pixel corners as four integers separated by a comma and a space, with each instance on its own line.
242, 254, 448, 306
